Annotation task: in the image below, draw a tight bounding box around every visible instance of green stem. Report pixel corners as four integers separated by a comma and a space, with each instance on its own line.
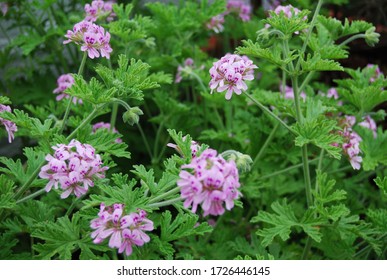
148, 197, 183, 209
258, 158, 319, 180
299, 71, 315, 94
315, 149, 325, 192
136, 123, 154, 160
295, 0, 324, 72
153, 119, 166, 163
252, 123, 279, 168
339, 34, 367, 47
16, 189, 46, 204
191, 72, 225, 130
149, 186, 181, 204
110, 103, 118, 132
59, 51, 88, 134
65, 197, 81, 216
302, 237, 313, 260
243, 92, 296, 135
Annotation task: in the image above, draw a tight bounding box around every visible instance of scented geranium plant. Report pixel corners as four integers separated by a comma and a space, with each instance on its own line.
0, 0, 386, 260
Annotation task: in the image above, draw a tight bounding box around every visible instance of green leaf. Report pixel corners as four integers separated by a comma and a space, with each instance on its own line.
292, 100, 343, 159
358, 128, 387, 170
0, 175, 15, 210
374, 176, 387, 194
159, 210, 212, 242
31, 213, 86, 260
251, 200, 323, 246
264, 8, 310, 36
317, 16, 373, 40
300, 53, 344, 73
131, 165, 157, 194
236, 40, 297, 69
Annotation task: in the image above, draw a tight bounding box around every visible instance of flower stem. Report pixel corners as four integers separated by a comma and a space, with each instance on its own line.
149, 186, 181, 204
109, 103, 118, 132
59, 51, 88, 134
243, 92, 296, 135
16, 189, 46, 204
258, 158, 319, 180
148, 197, 183, 209
339, 34, 367, 47
252, 123, 279, 168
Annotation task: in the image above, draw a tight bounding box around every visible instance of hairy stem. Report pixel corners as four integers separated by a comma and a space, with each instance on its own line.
148, 197, 183, 209
59, 51, 88, 134
243, 92, 296, 135
252, 123, 279, 168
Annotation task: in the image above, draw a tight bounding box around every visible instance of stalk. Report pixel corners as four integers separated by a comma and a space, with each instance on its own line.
59, 51, 88, 134
252, 123, 279, 168
243, 92, 296, 135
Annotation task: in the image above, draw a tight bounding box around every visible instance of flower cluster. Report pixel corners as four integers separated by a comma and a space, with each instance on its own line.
64, 20, 112, 59
39, 139, 108, 198
226, 0, 252, 22
53, 74, 81, 104
338, 116, 363, 170
280, 84, 306, 101
177, 148, 241, 216
206, 0, 252, 33
90, 204, 153, 256
359, 115, 377, 138
175, 58, 205, 84
263, 0, 284, 11
367, 63, 383, 82
84, 0, 116, 22
209, 53, 257, 100
92, 122, 122, 143
0, 104, 17, 143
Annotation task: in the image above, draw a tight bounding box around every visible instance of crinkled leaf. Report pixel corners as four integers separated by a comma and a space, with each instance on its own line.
374, 176, 387, 195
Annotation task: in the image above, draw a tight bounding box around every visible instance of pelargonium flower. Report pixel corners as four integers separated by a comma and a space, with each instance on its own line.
366, 64, 383, 82
1, 2, 8, 16
209, 53, 257, 100
358, 115, 377, 138
206, 14, 225, 33
90, 204, 153, 256
167, 136, 200, 158
85, 0, 116, 22
337, 116, 362, 170
280, 84, 306, 101
39, 139, 108, 198
63, 20, 112, 59
177, 148, 241, 216
0, 104, 17, 143
226, 0, 252, 22
53, 74, 82, 104
92, 122, 122, 143
175, 58, 194, 83
262, 0, 283, 11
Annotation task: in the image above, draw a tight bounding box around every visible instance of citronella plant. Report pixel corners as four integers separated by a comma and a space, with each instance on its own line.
0, 0, 386, 260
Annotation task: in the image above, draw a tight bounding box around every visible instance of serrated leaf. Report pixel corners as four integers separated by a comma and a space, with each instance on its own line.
374, 176, 387, 194
264, 8, 310, 36
358, 128, 387, 170
31, 213, 87, 260
160, 211, 212, 242
251, 200, 323, 246
300, 53, 344, 73
86, 129, 130, 159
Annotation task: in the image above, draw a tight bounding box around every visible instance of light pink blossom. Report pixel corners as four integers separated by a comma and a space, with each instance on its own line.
209, 53, 257, 100
226, 0, 252, 22
0, 104, 17, 143
358, 115, 377, 138
206, 14, 225, 33
90, 205, 153, 256
53, 74, 82, 104
64, 20, 112, 59
366, 64, 383, 82
85, 0, 116, 22
177, 148, 241, 216
280, 84, 306, 101
39, 139, 108, 198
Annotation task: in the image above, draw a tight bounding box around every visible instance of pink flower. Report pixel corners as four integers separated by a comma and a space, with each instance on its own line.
209, 54, 258, 100
174, 58, 203, 83
226, 0, 252, 22
366, 64, 383, 82
64, 20, 112, 59
336, 116, 363, 170
53, 74, 81, 104
84, 0, 116, 22
0, 104, 17, 143
92, 122, 122, 143
39, 139, 108, 198
0, 2, 8, 16
177, 148, 241, 216
358, 115, 377, 138
167, 136, 200, 158
206, 14, 225, 33
280, 85, 306, 101
90, 205, 153, 256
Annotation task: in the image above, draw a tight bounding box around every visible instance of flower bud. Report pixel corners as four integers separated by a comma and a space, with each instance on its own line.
365, 27, 380, 47
221, 150, 253, 173
122, 106, 143, 126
